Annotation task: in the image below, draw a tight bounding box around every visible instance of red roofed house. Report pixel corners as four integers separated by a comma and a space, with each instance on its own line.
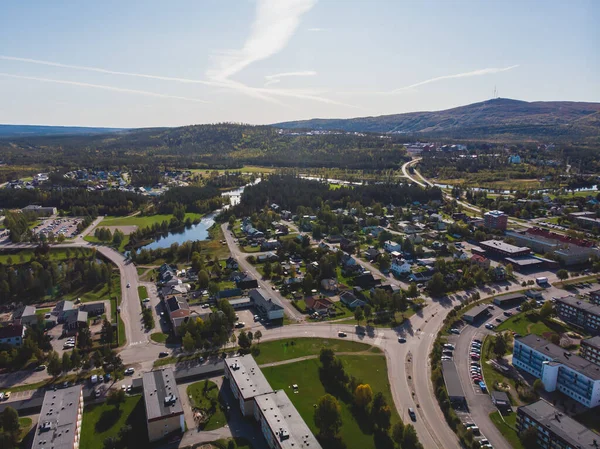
470, 254, 491, 269
304, 296, 335, 316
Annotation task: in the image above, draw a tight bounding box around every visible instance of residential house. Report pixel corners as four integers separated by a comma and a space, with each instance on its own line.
354, 273, 380, 289
12, 305, 38, 327
453, 250, 469, 261
320, 278, 338, 292
327, 235, 343, 244
79, 302, 105, 317
363, 247, 380, 261
160, 283, 189, 298
164, 296, 191, 335
470, 254, 490, 269
340, 238, 356, 253
341, 253, 356, 267
64, 310, 88, 332
53, 300, 75, 323
260, 239, 281, 251
339, 291, 366, 310
0, 324, 25, 346
235, 275, 259, 290
225, 257, 239, 270
384, 241, 402, 253
391, 258, 411, 276
257, 253, 278, 263
492, 266, 507, 281
304, 296, 335, 316
409, 270, 435, 283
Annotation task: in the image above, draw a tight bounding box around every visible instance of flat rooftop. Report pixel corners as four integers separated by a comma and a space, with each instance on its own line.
441, 360, 465, 399
493, 293, 527, 303
227, 355, 273, 401
519, 400, 600, 448
143, 368, 183, 421
516, 335, 600, 380
581, 335, 600, 349
254, 390, 322, 449
480, 240, 531, 255
32, 385, 82, 449
505, 256, 544, 267
463, 304, 490, 320
556, 295, 600, 318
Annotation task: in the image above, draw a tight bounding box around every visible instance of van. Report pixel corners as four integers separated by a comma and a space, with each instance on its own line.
91, 375, 98, 384
536, 277, 548, 286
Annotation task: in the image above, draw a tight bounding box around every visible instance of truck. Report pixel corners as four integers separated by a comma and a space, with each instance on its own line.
536, 277, 549, 286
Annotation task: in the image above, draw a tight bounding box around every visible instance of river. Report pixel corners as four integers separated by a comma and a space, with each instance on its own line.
137, 180, 258, 251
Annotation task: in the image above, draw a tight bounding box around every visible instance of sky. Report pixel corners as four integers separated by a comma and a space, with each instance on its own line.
0, 0, 598, 128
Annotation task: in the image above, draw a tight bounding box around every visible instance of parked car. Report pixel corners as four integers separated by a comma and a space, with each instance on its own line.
35, 365, 47, 372
338, 331, 347, 337
504, 311, 513, 317
450, 328, 460, 334
124, 368, 135, 376
443, 344, 455, 350
159, 352, 169, 358
398, 337, 406, 343
485, 323, 495, 330
126, 283, 131, 288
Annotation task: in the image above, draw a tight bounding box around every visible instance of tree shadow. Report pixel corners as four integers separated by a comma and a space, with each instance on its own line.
95, 407, 123, 433
317, 434, 347, 449
373, 429, 395, 449
349, 405, 375, 435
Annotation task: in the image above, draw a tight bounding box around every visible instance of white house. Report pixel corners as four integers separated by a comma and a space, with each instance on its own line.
384, 240, 402, 253
453, 250, 469, 261
391, 258, 411, 276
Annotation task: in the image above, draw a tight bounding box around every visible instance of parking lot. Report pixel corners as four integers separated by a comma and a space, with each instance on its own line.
32, 217, 84, 239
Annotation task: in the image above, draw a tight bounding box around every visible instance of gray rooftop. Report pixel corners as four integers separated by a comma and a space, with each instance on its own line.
249, 289, 284, 313
254, 390, 322, 449
441, 360, 465, 399
463, 304, 490, 320
227, 354, 273, 401
143, 368, 183, 421
581, 336, 600, 350
556, 295, 600, 318
480, 240, 531, 254
519, 400, 600, 448
32, 386, 82, 449
493, 293, 527, 303
516, 335, 600, 380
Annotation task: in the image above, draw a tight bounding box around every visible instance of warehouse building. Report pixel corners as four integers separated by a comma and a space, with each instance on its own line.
441, 360, 466, 408
493, 293, 527, 308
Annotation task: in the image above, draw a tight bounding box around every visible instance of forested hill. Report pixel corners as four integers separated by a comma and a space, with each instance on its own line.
0, 124, 127, 138
0, 123, 409, 169
274, 98, 600, 143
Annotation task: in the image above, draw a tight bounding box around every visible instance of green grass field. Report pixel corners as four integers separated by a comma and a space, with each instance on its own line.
190, 165, 276, 175
137, 285, 148, 302
18, 416, 33, 442
80, 395, 146, 449
489, 411, 524, 449
480, 336, 522, 406
253, 337, 375, 364
262, 355, 399, 449
186, 380, 227, 431
496, 312, 568, 340
101, 212, 202, 228
150, 332, 168, 344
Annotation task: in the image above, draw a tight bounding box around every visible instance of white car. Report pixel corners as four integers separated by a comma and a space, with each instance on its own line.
443, 344, 455, 350
124, 368, 135, 375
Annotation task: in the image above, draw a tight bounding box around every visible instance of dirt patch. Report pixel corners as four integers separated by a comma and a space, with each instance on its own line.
105, 225, 137, 235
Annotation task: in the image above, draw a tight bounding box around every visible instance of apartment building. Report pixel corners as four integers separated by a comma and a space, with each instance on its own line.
225, 355, 322, 449
484, 210, 508, 231
32, 386, 83, 449
555, 296, 600, 335
580, 336, 600, 366
512, 335, 600, 408
516, 399, 600, 449
143, 368, 185, 442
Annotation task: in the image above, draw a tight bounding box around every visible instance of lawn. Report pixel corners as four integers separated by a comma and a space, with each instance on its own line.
262, 355, 400, 449
186, 380, 227, 431
80, 395, 146, 449
480, 336, 522, 406
242, 245, 261, 253
84, 234, 130, 252
18, 416, 33, 442
150, 332, 168, 344
101, 212, 202, 228
137, 285, 148, 302
489, 411, 524, 449
201, 223, 230, 260
496, 312, 568, 340
253, 337, 375, 364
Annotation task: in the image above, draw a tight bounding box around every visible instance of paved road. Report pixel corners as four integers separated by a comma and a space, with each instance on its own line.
221, 222, 304, 321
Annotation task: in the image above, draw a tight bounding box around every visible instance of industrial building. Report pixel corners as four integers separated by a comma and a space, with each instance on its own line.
554, 296, 600, 335
493, 293, 527, 308
22, 204, 58, 216
478, 240, 531, 258
143, 368, 185, 442
31, 385, 83, 449
517, 399, 600, 449
512, 335, 600, 408
249, 289, 285, 321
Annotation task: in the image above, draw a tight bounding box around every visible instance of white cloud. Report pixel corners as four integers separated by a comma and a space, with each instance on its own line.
392, 65, 519, 92
307, 27, 327, 32
264, 70, 317, 86
0, 73, 209, 103
207, 0, 317, 81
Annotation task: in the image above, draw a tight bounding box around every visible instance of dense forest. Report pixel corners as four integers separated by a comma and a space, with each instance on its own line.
230, 175, 443, 216
0, 123, 409, 170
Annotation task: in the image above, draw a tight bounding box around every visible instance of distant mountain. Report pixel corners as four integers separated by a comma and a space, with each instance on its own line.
274, 98, 600, 142
0, 124, 127, 138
